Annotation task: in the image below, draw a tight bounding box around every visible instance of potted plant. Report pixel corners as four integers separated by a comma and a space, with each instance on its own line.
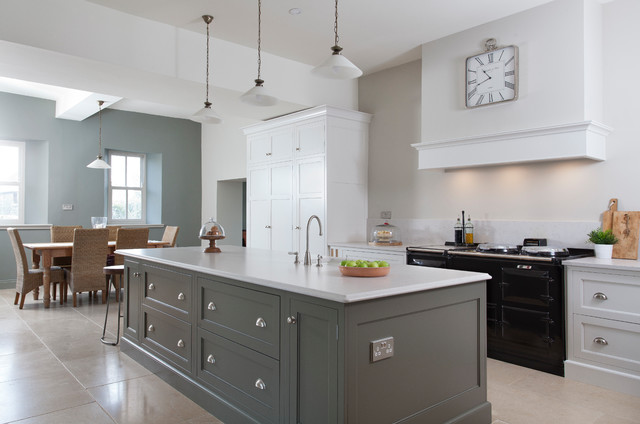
587, 228, 618, 259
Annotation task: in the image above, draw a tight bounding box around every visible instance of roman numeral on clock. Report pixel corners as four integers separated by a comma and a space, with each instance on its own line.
504, 70, 515, 77
488, 93, 493, 103
488, 53, 494, 63
475, 57, 484, 65
467, 79, 477, 85
467, 87, 477, 99
505, 56, 514, 67
505, 81, 515, 90
475, 94, 485, 106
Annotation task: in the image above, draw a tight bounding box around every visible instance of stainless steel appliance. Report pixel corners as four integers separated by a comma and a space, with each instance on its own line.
406, 240, 593, 376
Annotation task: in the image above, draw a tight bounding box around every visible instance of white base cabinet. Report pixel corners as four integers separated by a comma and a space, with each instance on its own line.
565, 260, 640, 396
244, 105, 371, 259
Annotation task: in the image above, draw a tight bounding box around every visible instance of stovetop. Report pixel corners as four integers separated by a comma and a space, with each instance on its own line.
407, 243, 594, 263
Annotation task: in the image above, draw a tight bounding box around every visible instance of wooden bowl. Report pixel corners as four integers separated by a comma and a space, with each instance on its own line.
339, 265, 390, 277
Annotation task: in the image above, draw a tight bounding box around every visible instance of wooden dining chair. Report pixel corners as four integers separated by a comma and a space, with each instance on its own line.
64, 228, 109, 307
107, 226, 121, 241
8, 228, 66, 309
110, 228, 149, 302
50, 225, 82, 301
161, 225, 179, 247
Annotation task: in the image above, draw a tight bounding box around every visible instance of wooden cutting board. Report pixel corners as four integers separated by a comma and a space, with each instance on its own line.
602, 198, 618, 232
611, 211, 640, 260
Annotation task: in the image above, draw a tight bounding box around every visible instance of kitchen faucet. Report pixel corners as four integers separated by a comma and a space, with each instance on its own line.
304, 215, 323, 265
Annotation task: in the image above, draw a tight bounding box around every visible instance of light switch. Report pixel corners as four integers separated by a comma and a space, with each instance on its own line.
62, 204, 73, 211
370, 336, 394, 362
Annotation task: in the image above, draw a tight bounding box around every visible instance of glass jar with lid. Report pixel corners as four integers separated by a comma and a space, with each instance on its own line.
199, 218, 226, 252
369, 222, 402, 246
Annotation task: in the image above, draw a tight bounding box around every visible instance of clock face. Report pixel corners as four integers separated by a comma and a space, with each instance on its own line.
465, 45, 518, 108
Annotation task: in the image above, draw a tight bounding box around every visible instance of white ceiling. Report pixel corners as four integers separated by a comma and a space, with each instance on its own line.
2, 0, 554, 121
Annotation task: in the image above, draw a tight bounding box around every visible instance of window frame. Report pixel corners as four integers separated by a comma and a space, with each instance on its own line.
0, 140, 25, 225
107, 150, 147, 224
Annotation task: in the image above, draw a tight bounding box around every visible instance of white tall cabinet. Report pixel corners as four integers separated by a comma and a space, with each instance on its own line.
244, 105, 371, 259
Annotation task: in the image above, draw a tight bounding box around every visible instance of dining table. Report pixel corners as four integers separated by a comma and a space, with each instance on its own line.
23, 240, 170, 308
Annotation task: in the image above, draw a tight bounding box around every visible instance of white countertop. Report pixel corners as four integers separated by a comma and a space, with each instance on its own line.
564, 256, 640, 272
329, 241, 408, 253
118, 246, 490, 303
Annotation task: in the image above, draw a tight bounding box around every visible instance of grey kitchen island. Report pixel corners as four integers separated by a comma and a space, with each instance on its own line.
118, 246, 492, 424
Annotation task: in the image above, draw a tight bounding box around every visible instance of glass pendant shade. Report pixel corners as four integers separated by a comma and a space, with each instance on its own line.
241, 80, 278, 106
87, 156, 111, 169
312, 50, 363, 79
190, 103, 223, 124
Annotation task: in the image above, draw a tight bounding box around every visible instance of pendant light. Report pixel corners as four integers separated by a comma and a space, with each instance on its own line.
87, 100, 111, 169
241, 0, 278, 106
191, 15, 223, 124
312, 0, 362, 79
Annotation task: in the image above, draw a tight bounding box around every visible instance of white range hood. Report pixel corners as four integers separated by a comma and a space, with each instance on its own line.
412, 120, 612, 170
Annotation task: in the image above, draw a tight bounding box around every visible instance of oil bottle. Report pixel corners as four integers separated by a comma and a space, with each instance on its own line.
465, 216, 474, 244
454, 218, 463, 244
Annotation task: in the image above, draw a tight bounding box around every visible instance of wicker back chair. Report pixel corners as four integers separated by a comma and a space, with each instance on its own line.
8, 228, 66, 309
107, 226, 122, 241
65, 228, 109, 307
50, 225, 82, 266
161, 226, 179, 247
114, 228, 149, 265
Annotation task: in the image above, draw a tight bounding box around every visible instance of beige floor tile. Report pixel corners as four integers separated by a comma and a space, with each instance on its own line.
0, 366, 94, 423
9, 402, 116, 424
88, 374, 212, 424
63, 350, 153, 388
0, 347, 59, 383
0, 328, 44, 356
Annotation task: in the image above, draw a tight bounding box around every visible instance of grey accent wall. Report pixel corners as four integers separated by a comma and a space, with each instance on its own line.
0, 92, 201, 281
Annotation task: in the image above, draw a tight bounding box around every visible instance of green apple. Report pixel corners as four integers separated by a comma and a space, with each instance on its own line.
357, 262, 369, 267
368, 261, 379, 267
378, 261, 390, 268
340, 260, 348, 266
346, 261, 357, 267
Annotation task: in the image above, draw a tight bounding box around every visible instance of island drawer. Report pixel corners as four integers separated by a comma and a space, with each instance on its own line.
142, 264, 192, 320
197, 328, 280, 424
142, 305, 192, 374
197, 277, 280, 359
573, 314, 640, 372
572, 270, 640, 324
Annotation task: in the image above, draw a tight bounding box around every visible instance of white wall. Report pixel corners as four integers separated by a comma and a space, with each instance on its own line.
360, 0, 640, 244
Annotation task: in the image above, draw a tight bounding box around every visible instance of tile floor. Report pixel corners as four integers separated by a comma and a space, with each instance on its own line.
1, 287, 639, 424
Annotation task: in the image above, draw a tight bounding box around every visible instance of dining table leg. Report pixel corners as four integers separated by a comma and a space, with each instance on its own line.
31, 250, 41, 300
42, 254, 51, 308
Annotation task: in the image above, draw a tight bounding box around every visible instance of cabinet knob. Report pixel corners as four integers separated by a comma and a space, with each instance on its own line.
178, 292, 185, 301
208, 301, 217, 311
207, 354, 216, 364
265, 152, 272, 156
593, 292, 608, 301
255, 378, 266, 390
255, 317, 267, 328
295, 147, 301, 151
295, 226, 301, 230
133, 272, 141, 277
177, 339, 185, 348
148, 283, 155, 290
265, 225, 271, 229
286, 316, 296, 324
147, 324, 155, 332
593, 337, 608, 346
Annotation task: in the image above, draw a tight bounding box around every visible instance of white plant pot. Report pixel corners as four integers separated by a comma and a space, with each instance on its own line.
594, 244, 613, 259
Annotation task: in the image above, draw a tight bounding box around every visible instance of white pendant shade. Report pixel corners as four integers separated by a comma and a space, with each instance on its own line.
241, 83, 278, 106
190, 105, 223, 124
87, 156, 111, 169
312, 53, 363, 79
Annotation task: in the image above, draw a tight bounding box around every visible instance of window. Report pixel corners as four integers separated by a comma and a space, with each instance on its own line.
0, 140, 25, 224
108, 151, 146, 223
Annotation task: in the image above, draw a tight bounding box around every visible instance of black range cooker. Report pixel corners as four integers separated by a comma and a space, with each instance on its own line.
407, 240, 593, 376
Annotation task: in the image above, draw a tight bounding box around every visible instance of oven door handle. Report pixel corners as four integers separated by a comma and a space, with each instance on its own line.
539, 294, 554, 302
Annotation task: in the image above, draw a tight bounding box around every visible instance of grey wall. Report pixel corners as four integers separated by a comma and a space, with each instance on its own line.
0, 92, 202, 282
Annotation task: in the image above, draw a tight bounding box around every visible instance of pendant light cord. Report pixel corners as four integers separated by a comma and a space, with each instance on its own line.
205, 18, 211, 106
334, 0, 340, 46
257, 0, 262, 80
98, 100, 104, 157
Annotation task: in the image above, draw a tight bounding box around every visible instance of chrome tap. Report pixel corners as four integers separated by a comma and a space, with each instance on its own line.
303, 215, 323, 265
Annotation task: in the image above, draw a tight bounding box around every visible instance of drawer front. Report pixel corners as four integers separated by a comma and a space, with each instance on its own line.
573, 270, 640, 324
143, 306, 192, 373
197, 328, 279, 424
333, 247, 405, 264
198, 277, 280, 359
574, 314, 640, 372
143, 264, 192, 320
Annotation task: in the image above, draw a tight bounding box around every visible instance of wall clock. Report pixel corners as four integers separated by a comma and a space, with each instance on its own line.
465, 38, 518, 108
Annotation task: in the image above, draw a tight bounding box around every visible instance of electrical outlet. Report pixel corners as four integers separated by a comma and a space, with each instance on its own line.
381, 211, 392, 219
370, 336, 394, 362
62, 204, 73, 211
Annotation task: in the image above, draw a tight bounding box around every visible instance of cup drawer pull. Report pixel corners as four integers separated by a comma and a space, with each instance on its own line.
255, 317, 267, 328
593, 292, 608, 301
593, 337, 608, 346
178, 292, 185, 301
148, 283, 155, 290
177, 339, 185, 348
207, 301, 216, 311
207, 354, 216, 364
255, 378, 266, 390
148, 324, 155, 332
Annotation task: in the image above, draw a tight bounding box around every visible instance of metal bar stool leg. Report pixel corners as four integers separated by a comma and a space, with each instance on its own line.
101, 273, 123, 346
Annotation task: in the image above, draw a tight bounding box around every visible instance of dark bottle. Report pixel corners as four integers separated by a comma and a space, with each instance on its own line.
454, 218, 463, 244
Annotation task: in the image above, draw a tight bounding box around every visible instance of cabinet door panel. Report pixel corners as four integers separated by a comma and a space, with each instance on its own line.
249, 167, 269, 199
289, 298, 338, 424
270, 128, 294, 161
297, 158, 325, 196
248, 134, 271, 163
249, 200, 270, 249
270, 164, 292, 197
297, 120, 325, 157
271, 199, 293, 253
